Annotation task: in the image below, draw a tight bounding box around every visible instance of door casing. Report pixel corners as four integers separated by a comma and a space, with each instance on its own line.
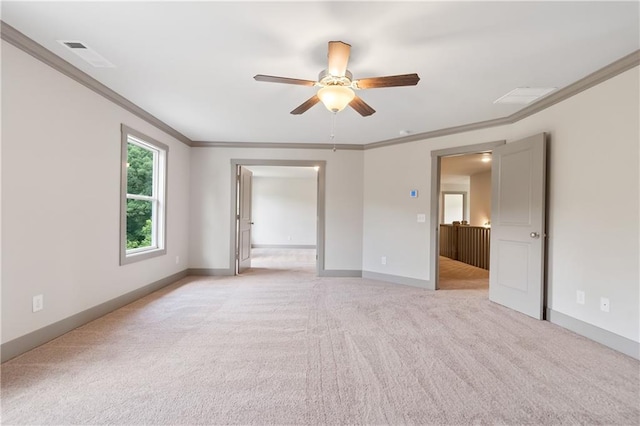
230, 159, 326, 276
429, 140, 506, 290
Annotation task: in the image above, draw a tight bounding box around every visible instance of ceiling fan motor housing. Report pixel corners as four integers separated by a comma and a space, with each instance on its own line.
318, 69, 354, 88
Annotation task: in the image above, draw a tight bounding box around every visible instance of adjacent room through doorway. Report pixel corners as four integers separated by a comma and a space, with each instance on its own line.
438, 152, 492, 291
235, 164, 320, 274
431, 135, 547, 319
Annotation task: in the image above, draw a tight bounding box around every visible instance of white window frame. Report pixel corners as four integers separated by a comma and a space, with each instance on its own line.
120, 124, 168, 265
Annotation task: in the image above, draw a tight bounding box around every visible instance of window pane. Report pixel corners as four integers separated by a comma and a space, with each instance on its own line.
444, 193, 464, 224
126, 199, 153, 249
121, 126, 168, 265
127, 143, 154, 196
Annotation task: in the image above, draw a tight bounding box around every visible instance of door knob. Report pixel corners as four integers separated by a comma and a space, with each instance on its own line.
530, 232, 540, 239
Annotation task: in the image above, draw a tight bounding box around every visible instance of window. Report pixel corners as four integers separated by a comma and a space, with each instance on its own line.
442, 192, 467, 224
120, 125, 168, 265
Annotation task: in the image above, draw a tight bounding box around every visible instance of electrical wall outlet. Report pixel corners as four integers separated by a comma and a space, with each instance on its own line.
175, 256, 180, 264
576, 290, 585, 305
600, 297, 610, 313
32, 294, 43, 312
381, 256, 387, 265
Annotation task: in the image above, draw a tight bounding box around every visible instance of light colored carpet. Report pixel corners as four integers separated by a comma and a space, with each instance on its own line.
2, 262, 639, 424
250, 248, 316, 272
439, 256, 489, 290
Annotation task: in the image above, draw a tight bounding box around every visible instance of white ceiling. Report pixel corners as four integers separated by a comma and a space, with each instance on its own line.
3, 2, 638, 145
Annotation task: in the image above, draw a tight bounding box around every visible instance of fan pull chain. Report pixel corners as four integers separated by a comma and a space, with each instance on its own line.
330, 112, 337, 152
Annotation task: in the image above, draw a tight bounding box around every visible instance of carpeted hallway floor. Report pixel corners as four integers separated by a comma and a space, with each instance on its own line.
1, 251, 638, 425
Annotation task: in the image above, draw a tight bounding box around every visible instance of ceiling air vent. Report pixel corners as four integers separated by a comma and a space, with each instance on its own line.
63, 42, 86, 49
57, 40, 115, 68
494, 87, 556, 104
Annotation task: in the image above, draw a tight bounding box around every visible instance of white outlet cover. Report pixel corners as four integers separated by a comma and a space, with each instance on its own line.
417, 213, 426, 223
576, 290, 585, 305
32, 294, 43, 312
600, 297, 610, 312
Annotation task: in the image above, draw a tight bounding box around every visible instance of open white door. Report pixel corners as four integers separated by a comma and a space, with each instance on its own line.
489, 133, 547, 319
238, 166, 253, 273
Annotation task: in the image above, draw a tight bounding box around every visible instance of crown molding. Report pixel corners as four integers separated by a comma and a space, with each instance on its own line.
0, 21, 194, 147
3, 19, 637, 152
364, 117, 511, 150
192, 141, 364, 150
507, 49, 639, 122
364, 49, 640, 150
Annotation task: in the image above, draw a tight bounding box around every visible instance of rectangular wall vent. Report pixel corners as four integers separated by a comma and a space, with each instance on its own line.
57, 40, 115, 68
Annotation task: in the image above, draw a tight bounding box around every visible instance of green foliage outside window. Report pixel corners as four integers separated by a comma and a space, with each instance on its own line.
127, 143, 154, 249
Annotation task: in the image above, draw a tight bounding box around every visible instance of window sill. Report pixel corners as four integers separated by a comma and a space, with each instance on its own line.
120, 247, 167, 266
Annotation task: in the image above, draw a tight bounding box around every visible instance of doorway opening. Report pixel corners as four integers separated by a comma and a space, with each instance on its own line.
438, 153, 492, 290
430, 135, 548, 320
429, 141, 505, 291
230, 160, 326, 276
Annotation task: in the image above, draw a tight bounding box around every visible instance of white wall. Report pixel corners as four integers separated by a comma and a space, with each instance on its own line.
251, 176, 317, 246
470, 170, 491, 226
362, 141, 432, 280
363, 66, 639, 343
441, 182, 469, 192
508, 67, 639, 343
189, 148, 363, 272
1, 42, 191, 344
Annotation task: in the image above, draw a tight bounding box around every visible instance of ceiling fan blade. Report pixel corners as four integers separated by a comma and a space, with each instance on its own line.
327, 41, 351, 77
349, 96, 376, 117
355, 73, 420, 89
254, 74, 316, 86
290, 95, 320, 115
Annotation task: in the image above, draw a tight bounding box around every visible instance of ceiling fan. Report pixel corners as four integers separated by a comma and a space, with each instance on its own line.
254, 41, 420, 117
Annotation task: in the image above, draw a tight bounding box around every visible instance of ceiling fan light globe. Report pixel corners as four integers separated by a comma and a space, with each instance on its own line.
317, 86, 355, 113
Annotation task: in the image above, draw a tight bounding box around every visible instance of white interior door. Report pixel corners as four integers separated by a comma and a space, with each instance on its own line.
238, 166, 253, 273
489, 133, 547, 319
